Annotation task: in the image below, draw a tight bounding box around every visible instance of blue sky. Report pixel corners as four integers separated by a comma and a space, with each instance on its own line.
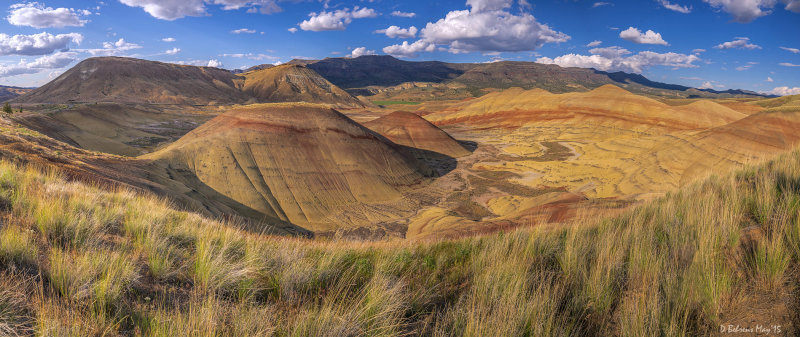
1, 0, 798, 95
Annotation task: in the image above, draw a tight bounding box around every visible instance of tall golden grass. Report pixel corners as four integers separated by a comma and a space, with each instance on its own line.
1, 148, 799, 335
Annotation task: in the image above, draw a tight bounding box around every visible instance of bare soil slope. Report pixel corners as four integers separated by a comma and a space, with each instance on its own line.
144, 103, 433, 232
238, 64, 364, 108
13, 104, 213, 156
363, 111, 470, 158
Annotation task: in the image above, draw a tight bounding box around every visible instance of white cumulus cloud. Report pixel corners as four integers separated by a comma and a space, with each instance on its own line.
384, 0, 569, 57
165, 47, 180, 55
118, 0, 281, 21
349, 47, 376, 58
375, 26, 417, 38
536, 47, 700, 73
768, 86, 800, 96
7, 2, 90, 28
780, 46, 800, 53
619, 27, 668, 45
162, 37, 176, 42
0, 32, 83, 56
702, 0, 800, 23
780, 62, 800, 67
0, 51, 77, 77
298, 6, 378, 31
383, 40, 435, 58
206, 59, 223, 67
714, 37, 761, 50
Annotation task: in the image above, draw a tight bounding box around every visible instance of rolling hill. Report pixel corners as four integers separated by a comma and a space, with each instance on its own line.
144, 103, 433, 232
14, 57, 251, 105
237, 64, 365, 108
363, 110, 471, 159
0, 85, 33, 102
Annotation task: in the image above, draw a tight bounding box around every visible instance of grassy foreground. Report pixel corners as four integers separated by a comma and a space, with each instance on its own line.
1, 148, 800, 336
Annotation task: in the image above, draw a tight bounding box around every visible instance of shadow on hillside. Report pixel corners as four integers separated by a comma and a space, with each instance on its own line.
397, 145, 458, 177
457, 140, 478, 152
144, 161, 314, 238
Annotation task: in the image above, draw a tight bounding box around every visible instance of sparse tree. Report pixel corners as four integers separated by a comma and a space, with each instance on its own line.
2, 102, 11, 114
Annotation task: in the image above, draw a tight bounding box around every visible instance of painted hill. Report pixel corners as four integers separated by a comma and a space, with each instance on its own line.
14, 57, 250, 105
144, 104, 432, 232
363, 111, 471, 159
427, 84, 746, 130
237, 64, 364, 108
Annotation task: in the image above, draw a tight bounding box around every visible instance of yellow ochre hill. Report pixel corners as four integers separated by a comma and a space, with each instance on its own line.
143, 103, 433, 232
236, 64, 366, 108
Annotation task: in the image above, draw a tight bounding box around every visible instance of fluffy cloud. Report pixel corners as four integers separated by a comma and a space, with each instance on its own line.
766, 77, 774, 82
714, 37, 761, 50
391, 11, 416, 18
383, 40, 435, 58
375, 26, 417, 38
593, 2, 611, 7
384, 0, 569, 56
536, 47, 700, 73
780, 62, 800, 67
298, 7, 377, 31
349, 47, 376, 58
162, 37, 176, 42
780, 46, 800, 53
7, 2, 91, 28
118, 0, 281, 21
0, 32, 83, 56
768, 86, 800, 96
702, 0, 800, 23
692, 48, 707, 54
586, 40, 602, 47
288, 27, 298, 33
619, 27, 668, 45
658, 0, 691, 13
81, 38, 142, 56
206, 59, 223, 67
231, 28, 256, 34
0, 51, 77, 77
165, 47, 180, 55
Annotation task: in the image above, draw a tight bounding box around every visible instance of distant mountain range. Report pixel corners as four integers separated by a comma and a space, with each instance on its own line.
285, 55, 768, 98
12, 57, 363, 108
